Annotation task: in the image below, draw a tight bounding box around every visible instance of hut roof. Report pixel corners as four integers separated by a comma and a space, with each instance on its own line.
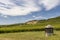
45, 25, 53, 28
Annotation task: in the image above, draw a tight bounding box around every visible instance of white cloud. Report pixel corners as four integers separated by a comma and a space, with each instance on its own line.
0, 0, 40, 16
0, 0, 15, 5
33, 16, 47, 19
0, 6, 39, 16
0, 0, 60, 16
3, 16, 8, 18
0, 14, 8, 18
26, 16, 47, 21
33, 16, 36, 18
39, 0, 60, 10
35, 16, 47, 19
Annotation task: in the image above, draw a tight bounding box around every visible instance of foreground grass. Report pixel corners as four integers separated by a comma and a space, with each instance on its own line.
0, 31, 60, 40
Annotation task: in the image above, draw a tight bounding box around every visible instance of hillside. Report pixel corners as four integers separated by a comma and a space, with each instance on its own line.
25, 16, 60, 27
0, 16, 60, 26
0, 16, 60, 33
26, 16, 60, 24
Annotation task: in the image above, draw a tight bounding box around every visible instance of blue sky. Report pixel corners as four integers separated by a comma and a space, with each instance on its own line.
0, 0, 60, 25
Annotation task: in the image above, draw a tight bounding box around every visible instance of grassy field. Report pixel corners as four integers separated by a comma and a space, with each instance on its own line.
0, 16, 60, 40
0, 24, 60, 33
0, 31, 60, 40
0, 16, 60, 33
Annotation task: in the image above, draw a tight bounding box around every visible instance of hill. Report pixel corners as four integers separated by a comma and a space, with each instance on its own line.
0, 16, 60, 33
25, 16, 60, 27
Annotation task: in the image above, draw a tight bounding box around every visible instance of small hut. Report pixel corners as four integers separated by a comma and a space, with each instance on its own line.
45, 25, 54, 36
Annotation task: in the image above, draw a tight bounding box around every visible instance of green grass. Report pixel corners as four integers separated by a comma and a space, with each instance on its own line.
0, 16, 60, 40
0, 31, 60, 40
0, 23, 60, 33
0, 16, 60, 33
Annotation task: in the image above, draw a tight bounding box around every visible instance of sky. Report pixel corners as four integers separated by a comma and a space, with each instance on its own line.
0, 0, 60, 25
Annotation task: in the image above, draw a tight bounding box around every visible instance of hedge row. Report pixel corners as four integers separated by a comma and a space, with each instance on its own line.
0, 28, 60, 33
0, 28, 44, 33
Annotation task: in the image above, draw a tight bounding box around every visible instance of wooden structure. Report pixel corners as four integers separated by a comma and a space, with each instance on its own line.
45, 25, 54, 36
